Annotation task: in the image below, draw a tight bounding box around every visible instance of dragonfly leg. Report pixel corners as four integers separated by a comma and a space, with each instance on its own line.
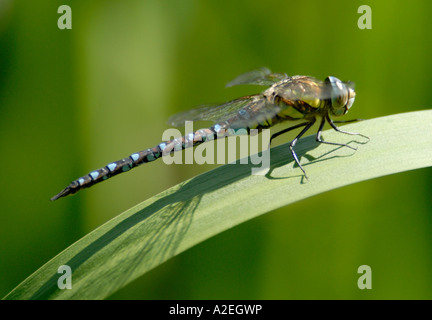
288, 119, 316, 179
268, 121, 310, 150
326, 115, 370, 140
316, 117, 357, 151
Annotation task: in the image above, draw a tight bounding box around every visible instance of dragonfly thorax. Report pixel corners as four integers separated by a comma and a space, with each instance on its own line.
326, 76, 356, 117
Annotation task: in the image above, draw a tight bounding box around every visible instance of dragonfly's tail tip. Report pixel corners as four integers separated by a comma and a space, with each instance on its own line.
50, 195, 60, 201
50, 193, 62, 201
50, 187, 71, 201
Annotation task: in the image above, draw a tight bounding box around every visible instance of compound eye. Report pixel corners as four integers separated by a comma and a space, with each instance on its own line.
346, 87, 356, 111
335, 94, 348, 108
326, 76, 349, 116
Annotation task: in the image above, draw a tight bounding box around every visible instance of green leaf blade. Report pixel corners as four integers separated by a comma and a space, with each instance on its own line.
4, 110, 432, 300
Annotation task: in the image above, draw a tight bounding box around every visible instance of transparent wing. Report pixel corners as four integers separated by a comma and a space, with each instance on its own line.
225, 67, 288, 87
168, 93, 286, 130
224, 95, 285, 130
168, 74, 356, 129
168, 95, 260, 127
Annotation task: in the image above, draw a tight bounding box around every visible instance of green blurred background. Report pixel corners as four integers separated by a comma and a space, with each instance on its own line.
0, 0, 431, 299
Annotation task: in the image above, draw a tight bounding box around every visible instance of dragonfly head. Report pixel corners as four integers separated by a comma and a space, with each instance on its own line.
326, 76, 356, 117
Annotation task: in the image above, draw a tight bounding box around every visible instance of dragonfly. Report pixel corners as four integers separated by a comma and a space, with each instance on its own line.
51, 67, 366, 201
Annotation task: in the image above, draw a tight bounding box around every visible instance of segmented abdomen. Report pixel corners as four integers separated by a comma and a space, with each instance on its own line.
50, 124, 235, 200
